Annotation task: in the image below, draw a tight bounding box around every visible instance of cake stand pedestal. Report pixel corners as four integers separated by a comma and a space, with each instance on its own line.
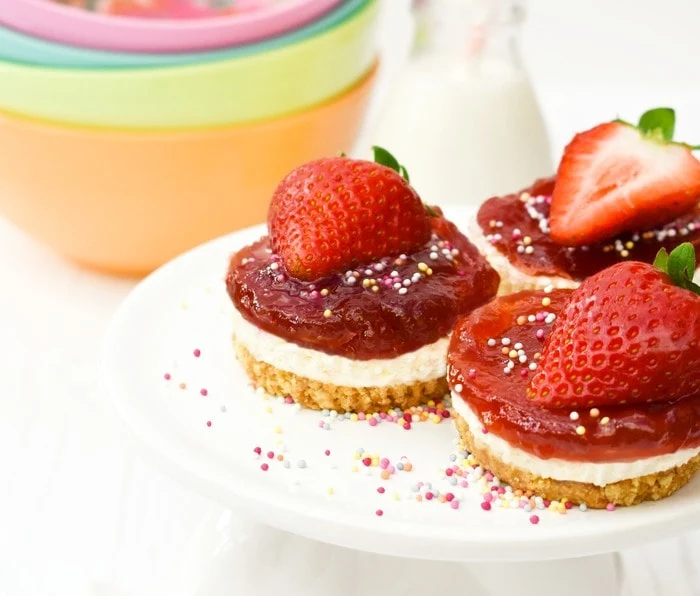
176, 509, 622, 596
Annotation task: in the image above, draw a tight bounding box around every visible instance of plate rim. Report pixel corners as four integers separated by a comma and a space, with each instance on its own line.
100, 212, 700, 562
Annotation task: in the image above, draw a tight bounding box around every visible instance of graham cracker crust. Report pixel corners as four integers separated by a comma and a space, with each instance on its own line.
235, 340, 448, 413
454, 412, 700, 508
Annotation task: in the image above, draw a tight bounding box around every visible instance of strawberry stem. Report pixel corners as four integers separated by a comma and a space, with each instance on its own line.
654, 243, 700, 295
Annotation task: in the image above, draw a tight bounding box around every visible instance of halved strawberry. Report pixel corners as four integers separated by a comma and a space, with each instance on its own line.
551, 108, 700, 246
528, 243, 700, 408
268, 147, 432, 281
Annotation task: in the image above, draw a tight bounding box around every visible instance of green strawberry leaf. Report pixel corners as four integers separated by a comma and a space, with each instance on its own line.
668, 242, 695, 284
613, 107, 700, 149
424, 204, 438, 217
372, 146, 412, 183
655, 242, 700, 295
613, 116, 633, 127
372, 146, 401, 173
638, 107, 675, 141
653, 247, 669, 271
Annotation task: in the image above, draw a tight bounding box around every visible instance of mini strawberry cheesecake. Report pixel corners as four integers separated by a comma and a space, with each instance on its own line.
227, 148, 500, 412
448, 244, 700, 508
468, 108, 700, 294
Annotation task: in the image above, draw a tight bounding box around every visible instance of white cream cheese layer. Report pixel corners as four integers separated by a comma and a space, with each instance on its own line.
466, 219, 700, 293
452, 393, 700, 486
464, 219, 578, 295
232, 309, 449, 387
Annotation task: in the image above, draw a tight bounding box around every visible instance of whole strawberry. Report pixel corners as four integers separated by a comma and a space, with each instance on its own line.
528, 243, 700, 408
268, 147, 432, 281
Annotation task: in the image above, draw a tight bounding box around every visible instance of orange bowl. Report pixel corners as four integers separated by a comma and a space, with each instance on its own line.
0, 62, 377, 276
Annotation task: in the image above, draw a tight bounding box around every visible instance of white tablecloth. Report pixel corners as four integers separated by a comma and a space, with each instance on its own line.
3, 2, 700, 594
2, 216, 700, 596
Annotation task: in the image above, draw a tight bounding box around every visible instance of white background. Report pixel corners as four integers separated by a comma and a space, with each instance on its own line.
2, 1, 700, 594
526, 0, 700, 152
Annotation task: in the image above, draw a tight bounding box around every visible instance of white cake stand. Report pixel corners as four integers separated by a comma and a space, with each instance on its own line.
101, 211, 700, 596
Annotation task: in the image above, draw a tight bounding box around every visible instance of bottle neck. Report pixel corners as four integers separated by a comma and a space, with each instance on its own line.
412, 0, 524, 70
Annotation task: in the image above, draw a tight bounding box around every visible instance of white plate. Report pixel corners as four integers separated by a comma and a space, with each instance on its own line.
101, 207, 700, 563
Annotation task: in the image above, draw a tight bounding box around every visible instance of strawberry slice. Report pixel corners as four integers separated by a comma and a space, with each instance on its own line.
528, 243, 700, 408
551, 109, 700, 246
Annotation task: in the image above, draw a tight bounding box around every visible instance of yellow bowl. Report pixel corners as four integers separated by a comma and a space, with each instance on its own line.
0, 62, 378, 276
0, 0, 378, 128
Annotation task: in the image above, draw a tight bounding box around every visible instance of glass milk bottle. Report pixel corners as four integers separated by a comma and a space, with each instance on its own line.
371, 0, 552, 207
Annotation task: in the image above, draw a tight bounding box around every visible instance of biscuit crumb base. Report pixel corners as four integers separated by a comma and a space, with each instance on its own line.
454, 413, 700, 509
235, 340, 448, 413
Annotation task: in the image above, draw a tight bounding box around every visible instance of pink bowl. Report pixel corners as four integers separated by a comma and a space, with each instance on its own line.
0, 0, 344, 53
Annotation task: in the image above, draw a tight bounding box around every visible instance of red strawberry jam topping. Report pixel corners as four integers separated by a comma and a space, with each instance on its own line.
448, 290, 700, 462
227, 218, 500, 360
477, 177, 700, 281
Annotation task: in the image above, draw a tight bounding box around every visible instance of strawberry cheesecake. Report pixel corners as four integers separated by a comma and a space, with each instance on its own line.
468, 108, 700, 294
227, 148, 500, 412
448, 244, 700, 508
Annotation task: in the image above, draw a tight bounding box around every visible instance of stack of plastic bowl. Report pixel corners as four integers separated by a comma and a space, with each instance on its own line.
0, 0, 379, 275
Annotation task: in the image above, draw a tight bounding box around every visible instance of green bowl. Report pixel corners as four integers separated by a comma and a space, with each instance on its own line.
0, 0, 378, 129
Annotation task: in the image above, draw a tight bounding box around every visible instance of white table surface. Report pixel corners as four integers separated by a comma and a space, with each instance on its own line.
3, 2, 700, 594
